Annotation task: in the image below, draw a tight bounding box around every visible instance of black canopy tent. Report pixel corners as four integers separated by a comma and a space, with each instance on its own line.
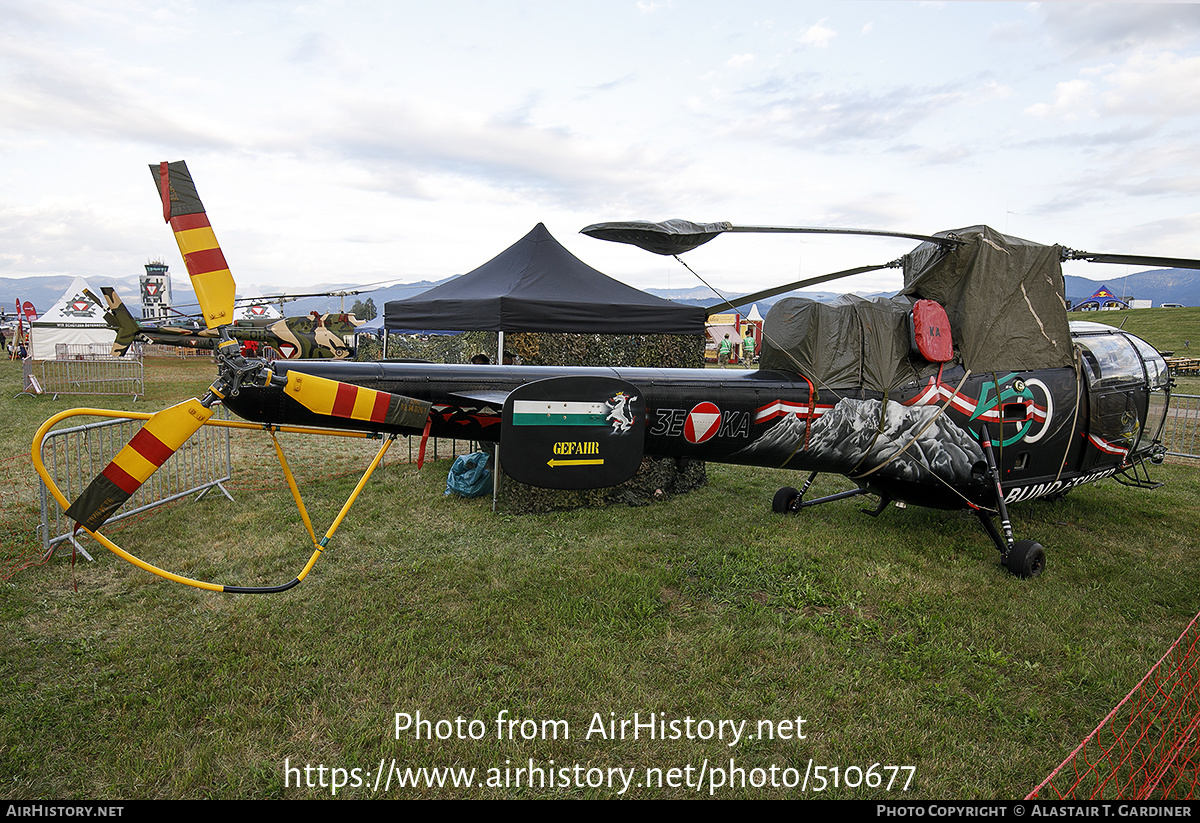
383, 223, 705, 335
383, 223, 704, 511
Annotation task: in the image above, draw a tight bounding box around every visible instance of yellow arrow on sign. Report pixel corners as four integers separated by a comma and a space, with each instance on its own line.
547, 458, 606, 468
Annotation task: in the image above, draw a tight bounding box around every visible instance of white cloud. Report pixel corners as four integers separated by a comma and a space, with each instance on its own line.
1024, 78, 1097, 120
1098, 51, 1200, 120
797, 19, 836, 49
1038, 2, 1200, 60
316, 93, 695, 211
1024, 50, 1200, 129
1, 0, 1198, 294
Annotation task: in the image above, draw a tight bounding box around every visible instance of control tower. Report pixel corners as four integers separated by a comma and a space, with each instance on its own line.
140, 261, 173, 321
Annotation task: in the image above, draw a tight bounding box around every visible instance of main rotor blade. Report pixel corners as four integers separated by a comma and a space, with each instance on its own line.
581, 219, 961, 256
65, 398, 213, 532
581, 219, 732, 255
1062, 250, 1200, 270
725, 225, 962, 245
152, 161, 236, 329
702, 263, 898, 317
281, 371, 432, 430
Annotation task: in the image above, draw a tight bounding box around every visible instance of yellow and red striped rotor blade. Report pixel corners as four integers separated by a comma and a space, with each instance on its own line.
65, 398, 213, 532
151, 161, 235, 329
283, 371, 430, 430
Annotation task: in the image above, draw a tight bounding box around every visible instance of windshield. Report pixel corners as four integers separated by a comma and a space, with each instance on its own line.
1075, 333, 1143, 387
1071, 322, 1171, 457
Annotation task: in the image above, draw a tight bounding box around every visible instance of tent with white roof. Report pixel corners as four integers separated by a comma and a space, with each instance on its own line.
29, 276, 115, 359
233, 286, 283, 321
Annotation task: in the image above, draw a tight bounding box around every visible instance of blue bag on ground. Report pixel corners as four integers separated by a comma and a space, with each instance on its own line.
445, 452, 492, 498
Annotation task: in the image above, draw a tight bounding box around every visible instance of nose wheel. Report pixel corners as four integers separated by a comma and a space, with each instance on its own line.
976, 432, 1047, 579
1004, 539, 1046, 579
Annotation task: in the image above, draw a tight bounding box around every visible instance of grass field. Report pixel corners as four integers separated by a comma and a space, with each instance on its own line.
2, 351, 1198, 799
1080, 305, 1200, 357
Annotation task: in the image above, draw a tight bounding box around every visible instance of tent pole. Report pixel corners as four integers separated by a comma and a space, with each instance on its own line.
493, 330, 504, 512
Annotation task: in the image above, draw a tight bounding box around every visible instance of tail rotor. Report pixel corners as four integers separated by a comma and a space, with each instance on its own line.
63, 161, 431, 535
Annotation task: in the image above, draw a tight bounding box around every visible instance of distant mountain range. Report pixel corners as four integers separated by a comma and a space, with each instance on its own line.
0, 274, 454, 322
4, 267, 1198, 322
643, 286, 859, 313
1063, 270, 1200, 308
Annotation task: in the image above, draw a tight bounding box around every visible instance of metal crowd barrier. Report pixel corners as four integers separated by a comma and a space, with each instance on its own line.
138, 342, 208, 358
1153, 393, 1200, 461
54, 343, 123, 360
40, 358, 145, 399
37, 409, 233, 557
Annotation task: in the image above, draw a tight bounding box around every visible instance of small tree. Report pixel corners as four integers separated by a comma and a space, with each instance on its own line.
350, 298, 377, 321
362, 297, 377, 321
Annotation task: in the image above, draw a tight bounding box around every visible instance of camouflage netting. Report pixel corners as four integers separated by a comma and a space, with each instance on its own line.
359, 330, 708, 513
356, 331, 499, 363
358, 330, 705, 369
499, 455, 708, 514
505, 330, 705, 368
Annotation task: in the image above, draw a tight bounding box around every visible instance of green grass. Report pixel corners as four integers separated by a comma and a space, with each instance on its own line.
1079, 305, 1200, 357
2, 356, 1199, 799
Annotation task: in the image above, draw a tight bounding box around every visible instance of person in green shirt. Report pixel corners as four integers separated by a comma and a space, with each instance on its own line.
718, 333, 732, 367
742, 331, 755, 367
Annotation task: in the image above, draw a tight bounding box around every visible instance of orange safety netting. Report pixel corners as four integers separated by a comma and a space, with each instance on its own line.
1029, 611, 1200, 799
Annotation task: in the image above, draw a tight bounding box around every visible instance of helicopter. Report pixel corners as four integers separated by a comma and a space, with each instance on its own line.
45, 160, 1199, 591
87, 284, 366, 360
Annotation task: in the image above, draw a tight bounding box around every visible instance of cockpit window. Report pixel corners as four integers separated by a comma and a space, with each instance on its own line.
1075, 334, 1143, 387
1128, 335, 1169, 390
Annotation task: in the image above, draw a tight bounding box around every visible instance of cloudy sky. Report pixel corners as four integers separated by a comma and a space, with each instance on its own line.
2, 0, 1199, 304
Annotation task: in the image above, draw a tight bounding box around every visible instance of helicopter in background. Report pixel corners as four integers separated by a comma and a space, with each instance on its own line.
88, 286, 366, 360
43, 160, 1200, 591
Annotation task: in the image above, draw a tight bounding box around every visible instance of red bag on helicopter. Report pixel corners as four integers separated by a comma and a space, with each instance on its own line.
910, 299, 954, 363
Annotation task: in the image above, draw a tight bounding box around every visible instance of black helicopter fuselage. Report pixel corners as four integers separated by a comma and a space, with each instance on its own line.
47, 162, 1192, 587
224, 321, 1169, 513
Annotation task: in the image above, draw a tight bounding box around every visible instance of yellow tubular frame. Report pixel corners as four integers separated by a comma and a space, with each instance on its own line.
32, 408, 395, 594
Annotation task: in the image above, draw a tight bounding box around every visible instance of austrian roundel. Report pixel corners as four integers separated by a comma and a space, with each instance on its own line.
684, 402, 722, 444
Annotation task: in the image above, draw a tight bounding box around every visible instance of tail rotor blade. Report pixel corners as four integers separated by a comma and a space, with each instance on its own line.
152, 160, 236, 329
65, 398, 213, 532
282, 371, 431, 430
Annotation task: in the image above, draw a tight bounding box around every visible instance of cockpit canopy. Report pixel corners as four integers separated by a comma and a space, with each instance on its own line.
1070, 321, 1169, 391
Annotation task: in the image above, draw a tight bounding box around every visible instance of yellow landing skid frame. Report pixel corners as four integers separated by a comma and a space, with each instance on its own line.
32, 408, 395, 594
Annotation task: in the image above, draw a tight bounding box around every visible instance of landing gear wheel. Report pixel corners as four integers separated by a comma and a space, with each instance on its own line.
1005, 540, 1046, 579
772, 486, 800, 514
